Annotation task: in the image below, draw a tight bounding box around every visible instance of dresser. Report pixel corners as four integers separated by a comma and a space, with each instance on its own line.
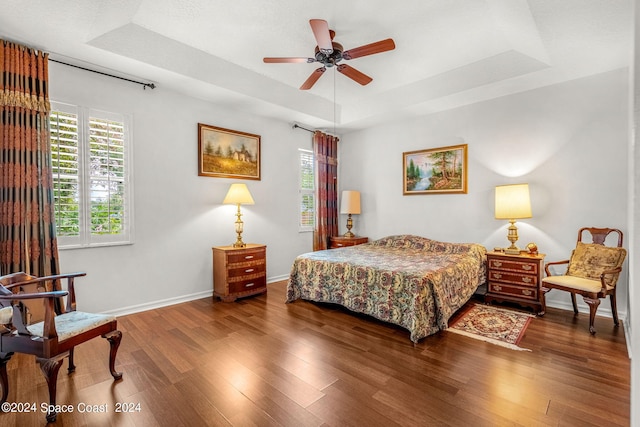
328, 236, 369, 249
484, 251, 545, 314
212, 244, 267, 302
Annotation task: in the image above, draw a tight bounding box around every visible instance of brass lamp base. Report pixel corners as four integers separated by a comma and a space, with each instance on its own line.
504, 219, 521, 254
232, 204, 246, 248
343, 214, 355, 238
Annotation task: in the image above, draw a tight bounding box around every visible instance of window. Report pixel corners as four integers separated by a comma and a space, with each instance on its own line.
299, 149, 314, 231
50, 102, 133, 248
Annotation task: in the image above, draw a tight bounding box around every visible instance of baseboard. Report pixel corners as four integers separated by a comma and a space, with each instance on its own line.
545, 300, 626, 321
104, 275, 290, 317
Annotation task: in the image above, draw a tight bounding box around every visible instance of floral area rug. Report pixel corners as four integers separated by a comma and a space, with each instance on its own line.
447, 304, 535, 351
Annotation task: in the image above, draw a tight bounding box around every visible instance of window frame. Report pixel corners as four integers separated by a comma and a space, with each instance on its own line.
50, 101, 134, 249
298, 148, 315, 232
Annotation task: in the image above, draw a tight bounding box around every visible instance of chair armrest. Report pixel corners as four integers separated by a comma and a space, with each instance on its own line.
0, 291, 68, 300
3, 272, 85, 313
544, 260, 569, 276
599, 266, 623, 291
2, 272, 86, 290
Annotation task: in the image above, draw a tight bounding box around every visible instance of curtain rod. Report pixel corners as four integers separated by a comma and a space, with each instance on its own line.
292, 123, 314, 133
49, 58, 156, 90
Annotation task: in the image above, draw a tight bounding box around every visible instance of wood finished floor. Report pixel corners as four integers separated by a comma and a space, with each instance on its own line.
1, 280, 629, 426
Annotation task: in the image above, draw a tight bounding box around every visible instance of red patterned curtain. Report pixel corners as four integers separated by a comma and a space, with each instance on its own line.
313, 131, 339, 251
0, 40, 59, 276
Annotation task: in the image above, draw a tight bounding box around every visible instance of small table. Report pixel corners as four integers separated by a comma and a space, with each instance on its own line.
212, 244, 267, 302
484, 250, 546, 314
328, 236, 369, 249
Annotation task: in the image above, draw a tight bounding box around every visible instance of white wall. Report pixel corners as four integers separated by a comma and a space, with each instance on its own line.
339, 68, 630, 318
49, 62, 313, 314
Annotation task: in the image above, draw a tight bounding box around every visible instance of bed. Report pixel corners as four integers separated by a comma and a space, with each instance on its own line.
286, 235, 487, 342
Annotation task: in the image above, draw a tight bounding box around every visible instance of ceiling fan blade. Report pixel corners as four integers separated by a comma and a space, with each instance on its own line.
300, 67, 326, 90
337, 64, 373, 86
343, 38, 396, 60
309, 19, 333, 54
263, 57, 315, 63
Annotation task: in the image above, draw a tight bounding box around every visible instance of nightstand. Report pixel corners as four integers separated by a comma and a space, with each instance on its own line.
329, 236, 369, 249
484, 251, 545, 314
212, 244, 266, 302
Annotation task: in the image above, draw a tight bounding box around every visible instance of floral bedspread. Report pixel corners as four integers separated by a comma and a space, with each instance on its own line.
286, 235, 487, 342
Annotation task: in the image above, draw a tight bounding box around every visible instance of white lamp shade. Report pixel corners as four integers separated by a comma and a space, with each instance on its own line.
223, 183, 255, 205
340, 190, 361, 214
495, 184, 532, 219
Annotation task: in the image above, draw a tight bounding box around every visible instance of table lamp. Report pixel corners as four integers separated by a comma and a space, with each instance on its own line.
495, 183, 532, 255
223, 183, 255, 248
340, 190, 361, 238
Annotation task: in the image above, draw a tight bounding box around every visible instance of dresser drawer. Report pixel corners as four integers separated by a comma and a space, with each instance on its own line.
488, 270, 538, 287
228, 263, 266, 279
227, 248, 265, 264
229, 276, 266, 294
488, 282, 538, 301
488, 258, 538, 274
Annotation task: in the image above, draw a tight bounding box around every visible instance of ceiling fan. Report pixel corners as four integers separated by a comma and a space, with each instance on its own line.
263, 19, 396, 90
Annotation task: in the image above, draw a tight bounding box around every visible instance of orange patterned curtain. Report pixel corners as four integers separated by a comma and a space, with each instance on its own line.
0, 40, 59, 276
313, 131, 339, 251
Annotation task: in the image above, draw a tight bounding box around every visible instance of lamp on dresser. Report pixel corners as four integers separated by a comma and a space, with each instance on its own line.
340, 190, 361, 238
495, 183, 532, 255
223, 183, 255, 248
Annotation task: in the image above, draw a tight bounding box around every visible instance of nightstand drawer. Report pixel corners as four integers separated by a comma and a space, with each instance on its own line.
488, 258, 538, 274
228, 263, 266, 278
227, 249, 265, 264
488, 270, 537, 287
229, 276, 266, 294
488, 282, 538, 300
329, 236, 368, 249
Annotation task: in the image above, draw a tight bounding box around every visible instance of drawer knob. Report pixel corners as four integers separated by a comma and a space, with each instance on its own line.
493, 261, 502, 268
522, 289, 532, 296
521, 265, 532, 271
245, 283, 255, 288
521, 277, 532, 284
244, 255, 254, 259
492, 273, 502, 279
493, 285, 502, 292
245, 268, 254, 273
336, 243, 344, 247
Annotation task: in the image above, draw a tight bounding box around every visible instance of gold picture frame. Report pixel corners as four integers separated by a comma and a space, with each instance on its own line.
403, 144, 468, 195
198, 123, 261, 180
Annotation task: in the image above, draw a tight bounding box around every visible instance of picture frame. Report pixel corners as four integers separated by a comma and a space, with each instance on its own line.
198, 123, 261, 180
403, 144, 468, 195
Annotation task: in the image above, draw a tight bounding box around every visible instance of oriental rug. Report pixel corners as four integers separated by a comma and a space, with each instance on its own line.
448, 303, 535, 351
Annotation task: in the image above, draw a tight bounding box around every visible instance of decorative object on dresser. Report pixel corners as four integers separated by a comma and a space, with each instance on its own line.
329, 235, 368, 249
213, 244, 267, 302
541, 227, 626, 335
0, 272, 123, 423
494, 183, 532, 255
485, 250, 545, 315
340, 190, 361, 237
223, 183, 255, 248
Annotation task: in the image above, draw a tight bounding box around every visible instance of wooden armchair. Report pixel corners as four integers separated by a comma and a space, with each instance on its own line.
0, 272, 123, 422
541, 227, 627, 334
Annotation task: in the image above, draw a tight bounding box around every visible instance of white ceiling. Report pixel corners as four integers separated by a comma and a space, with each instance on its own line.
0, 0, 631, 133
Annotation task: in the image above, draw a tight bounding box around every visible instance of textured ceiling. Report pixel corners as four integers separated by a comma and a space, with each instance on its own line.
0, 0, 631, 133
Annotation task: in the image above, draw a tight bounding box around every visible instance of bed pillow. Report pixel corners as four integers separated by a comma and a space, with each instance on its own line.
567, 242, 626, 288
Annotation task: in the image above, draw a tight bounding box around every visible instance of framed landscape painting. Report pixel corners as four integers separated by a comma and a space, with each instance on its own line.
403, 144, 467, 195
198, 123, 261, 180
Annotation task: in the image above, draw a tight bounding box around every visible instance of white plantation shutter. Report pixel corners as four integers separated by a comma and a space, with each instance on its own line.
50, 102, 133, 248
50, 107, 81, 240
299, 149, 314, 231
